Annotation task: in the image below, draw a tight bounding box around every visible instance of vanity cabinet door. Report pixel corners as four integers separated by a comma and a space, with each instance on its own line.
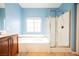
0, 37, 10, 56
11, 34, 18, 56
0, 34, 18, 56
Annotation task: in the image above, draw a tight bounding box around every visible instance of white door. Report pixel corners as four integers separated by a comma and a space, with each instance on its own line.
46, 17, 55, 47
57, 11, 69, 47
63, 11, 69, 46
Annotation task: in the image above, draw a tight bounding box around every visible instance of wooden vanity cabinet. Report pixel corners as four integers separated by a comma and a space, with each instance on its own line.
0, 34, 18, 56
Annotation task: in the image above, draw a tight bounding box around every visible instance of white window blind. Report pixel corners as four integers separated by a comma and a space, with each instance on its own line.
26, 17, 41, 32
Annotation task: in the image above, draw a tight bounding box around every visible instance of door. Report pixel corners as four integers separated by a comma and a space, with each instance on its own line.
57, 11, 70, 47
46, 16, 55, 47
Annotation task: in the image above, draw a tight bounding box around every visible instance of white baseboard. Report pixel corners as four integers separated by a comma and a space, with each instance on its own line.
50, 48, 71, 52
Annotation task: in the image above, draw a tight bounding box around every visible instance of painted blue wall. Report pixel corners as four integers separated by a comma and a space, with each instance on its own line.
21, 8, 56, 34
0, 8, 5, 30
56, 3, 76, 51
56, 3, 74, 16
5, 3, 21, 34
5, 3, 56, 35
71, 4, 77, 51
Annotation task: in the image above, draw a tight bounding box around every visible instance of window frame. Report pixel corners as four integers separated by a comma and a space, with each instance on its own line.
26, 17, 41, 33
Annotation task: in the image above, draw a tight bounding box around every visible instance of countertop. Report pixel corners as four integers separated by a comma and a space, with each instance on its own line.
0, 34, 18, 38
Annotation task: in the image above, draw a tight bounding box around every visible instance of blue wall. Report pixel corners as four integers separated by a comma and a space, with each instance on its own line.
71, 4, 77, 51
56, 3, 76, 51
56, 4, 74, 16
5, 4, 56, 35
21, 8, 56, 34
0, 8, 5, 30
5, 3, 21, 34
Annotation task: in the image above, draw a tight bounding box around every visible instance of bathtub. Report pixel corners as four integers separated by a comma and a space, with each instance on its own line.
18, 34, 50, 52
18, 34, 49, 43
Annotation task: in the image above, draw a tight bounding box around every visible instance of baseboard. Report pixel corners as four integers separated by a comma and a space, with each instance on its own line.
71, 48, 76, 52
50, 48, 71, 52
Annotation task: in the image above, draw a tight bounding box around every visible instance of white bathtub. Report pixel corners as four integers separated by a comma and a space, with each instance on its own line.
18, 34, 50, 52
18, 34, 49, 43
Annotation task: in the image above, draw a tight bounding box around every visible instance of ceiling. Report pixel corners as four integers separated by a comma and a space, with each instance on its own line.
19, 3, 62, 8
0, 3, 62, 8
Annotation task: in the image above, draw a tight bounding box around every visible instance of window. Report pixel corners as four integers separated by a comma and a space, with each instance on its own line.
26, 17, 41, 32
